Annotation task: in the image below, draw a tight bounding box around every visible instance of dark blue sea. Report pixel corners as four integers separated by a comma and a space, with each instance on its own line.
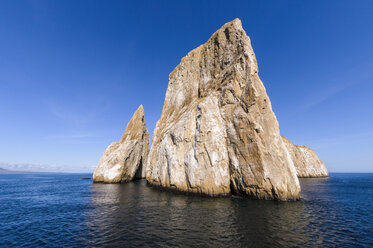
0, 173, 372, 247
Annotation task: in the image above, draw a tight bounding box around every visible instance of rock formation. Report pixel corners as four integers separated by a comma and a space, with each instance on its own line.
146, 18, 301, 201
282, 136, 328, 178
93, 105, 150, 183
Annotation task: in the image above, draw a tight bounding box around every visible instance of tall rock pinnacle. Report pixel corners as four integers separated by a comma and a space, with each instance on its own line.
93, 105, 150, 183
146, 19, 301, 200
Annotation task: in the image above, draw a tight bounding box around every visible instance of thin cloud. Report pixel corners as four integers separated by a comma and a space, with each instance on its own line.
297, 60, 373, 113
45, 132, 103, 145
300, 81, 353, 111
46, 92, 110, 127
49, 102, 98, 126
47, 133, 95, 139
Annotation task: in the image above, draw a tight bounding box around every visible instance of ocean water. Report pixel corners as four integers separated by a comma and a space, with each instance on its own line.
0, 173, 372, 247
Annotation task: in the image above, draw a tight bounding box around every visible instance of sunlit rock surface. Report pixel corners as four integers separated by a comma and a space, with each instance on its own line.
93, 105, 150, 183
282, 136, 328, 178
146, 19, 300, 201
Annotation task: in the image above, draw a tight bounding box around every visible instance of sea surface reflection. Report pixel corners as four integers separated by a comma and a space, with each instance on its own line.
0, 173, 372, 247
84, 175, 372, 247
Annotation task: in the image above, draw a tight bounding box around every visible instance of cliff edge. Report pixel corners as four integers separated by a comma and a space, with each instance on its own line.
282, 136, 328, 178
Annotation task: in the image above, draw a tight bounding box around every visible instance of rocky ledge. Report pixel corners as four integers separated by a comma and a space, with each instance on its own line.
282, 136, 328, 178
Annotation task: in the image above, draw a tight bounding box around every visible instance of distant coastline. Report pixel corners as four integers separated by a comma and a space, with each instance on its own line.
0, 162, 93, 174
0, 167, 92, 174
0, 167, 32, 174
1, 167, 371, 175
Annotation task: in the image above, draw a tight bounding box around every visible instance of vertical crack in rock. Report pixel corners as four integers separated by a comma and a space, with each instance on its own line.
93, 105, 150, 183
146, 18, 301, 200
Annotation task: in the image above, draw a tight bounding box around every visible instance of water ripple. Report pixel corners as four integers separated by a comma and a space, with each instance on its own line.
0, 173, 372, 247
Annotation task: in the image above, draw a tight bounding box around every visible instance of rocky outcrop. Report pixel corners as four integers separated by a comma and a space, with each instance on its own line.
93, 105, 150, 183
282, 136, 328, 178
146, 18, 300, 201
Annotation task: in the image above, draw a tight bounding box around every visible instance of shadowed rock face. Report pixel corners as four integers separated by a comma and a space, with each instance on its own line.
282, 136, 329, 178
146, 19, 300, 201
93, 105, 150, 183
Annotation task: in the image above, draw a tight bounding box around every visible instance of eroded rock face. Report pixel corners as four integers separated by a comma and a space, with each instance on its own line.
146, 19, 300, 200
93, 105, 150, 183
282, 136, 328, 178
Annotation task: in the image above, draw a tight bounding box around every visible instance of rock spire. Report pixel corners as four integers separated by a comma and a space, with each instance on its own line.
93, 105, 150, 183
146, 19, 301, 200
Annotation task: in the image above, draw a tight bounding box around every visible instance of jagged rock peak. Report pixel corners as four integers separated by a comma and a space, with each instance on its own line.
120, 104, 146, 142
282, 136, 329, 178
93, 104, 150, 183
146, 18, 301, 201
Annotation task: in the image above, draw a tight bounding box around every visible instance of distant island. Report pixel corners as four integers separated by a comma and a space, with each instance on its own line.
0, 167, 29, 174
0, 162, 93, 173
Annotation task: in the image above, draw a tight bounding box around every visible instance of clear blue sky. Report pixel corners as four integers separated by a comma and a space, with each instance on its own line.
0, 0, 372, 172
